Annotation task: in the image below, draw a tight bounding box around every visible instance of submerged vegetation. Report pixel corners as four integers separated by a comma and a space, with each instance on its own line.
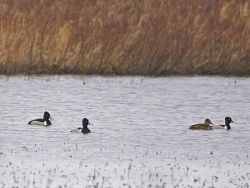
0, 0, 250, 75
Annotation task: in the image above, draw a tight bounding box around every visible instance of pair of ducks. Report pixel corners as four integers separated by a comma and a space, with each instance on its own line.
189, 117, 234, 130
27, 111, 91, 134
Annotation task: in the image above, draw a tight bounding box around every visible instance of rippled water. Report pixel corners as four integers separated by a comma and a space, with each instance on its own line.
0, 76, 250, 187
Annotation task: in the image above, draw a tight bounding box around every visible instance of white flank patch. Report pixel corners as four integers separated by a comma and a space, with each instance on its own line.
71, 128, 81, 133
30, 121, 45, 126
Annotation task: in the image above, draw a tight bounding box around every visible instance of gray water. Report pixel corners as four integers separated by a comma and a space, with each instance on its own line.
0, 76, 250, 187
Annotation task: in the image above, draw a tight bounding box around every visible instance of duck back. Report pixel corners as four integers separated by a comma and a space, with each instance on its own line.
189, 124, 213, 130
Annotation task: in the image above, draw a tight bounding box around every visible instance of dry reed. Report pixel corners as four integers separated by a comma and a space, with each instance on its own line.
0, 0, 250, 75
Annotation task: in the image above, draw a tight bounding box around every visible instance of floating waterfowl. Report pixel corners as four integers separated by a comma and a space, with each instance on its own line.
28, 111, 53, 126
71, 118, 91, 134
213, 117, 235, 130
189, 119, 214, 130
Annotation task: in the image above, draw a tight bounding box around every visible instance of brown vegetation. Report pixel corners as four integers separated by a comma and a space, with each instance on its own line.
0, 0, 250, 75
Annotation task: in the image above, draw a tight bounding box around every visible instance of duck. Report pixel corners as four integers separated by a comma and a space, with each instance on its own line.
28, 111, 53, 126
189, 119, 214, 130
71, 118, 91, 134
213, 117, 235, 130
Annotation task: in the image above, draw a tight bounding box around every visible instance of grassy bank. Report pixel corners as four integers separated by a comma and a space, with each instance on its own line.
0, 0, 250, 75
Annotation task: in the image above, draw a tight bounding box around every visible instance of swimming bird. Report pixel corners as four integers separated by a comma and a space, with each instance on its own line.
71, 118, 91, 134
213, 117, 235, 130
28, 111, 53, 126
189, 119, 214, 130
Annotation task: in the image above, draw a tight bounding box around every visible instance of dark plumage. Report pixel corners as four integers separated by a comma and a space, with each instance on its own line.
215, 117, 234, 130
71, 118, 91, 134
28, 111, 53, 126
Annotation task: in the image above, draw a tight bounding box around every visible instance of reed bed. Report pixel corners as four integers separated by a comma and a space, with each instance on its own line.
0, 0, 250, 75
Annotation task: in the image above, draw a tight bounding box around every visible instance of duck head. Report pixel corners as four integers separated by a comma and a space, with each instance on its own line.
82, 118, 90, 128
43, 111, 52, 121
225, 117, 234, 130
204, 119, 213, 125
225, 117, 234, 125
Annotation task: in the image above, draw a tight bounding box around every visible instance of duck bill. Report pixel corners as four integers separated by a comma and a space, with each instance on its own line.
49, 117, 54, 121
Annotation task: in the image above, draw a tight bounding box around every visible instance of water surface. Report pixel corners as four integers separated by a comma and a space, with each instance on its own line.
0, 76, 250, 187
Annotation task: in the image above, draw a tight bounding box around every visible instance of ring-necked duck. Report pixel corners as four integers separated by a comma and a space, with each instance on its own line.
28, 111, 53, 126
213, 117, 235, 130
71, 118, 91, 134
189, 119, 214, 130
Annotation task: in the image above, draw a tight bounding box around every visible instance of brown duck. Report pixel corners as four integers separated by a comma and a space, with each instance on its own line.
189, 119, 214, 130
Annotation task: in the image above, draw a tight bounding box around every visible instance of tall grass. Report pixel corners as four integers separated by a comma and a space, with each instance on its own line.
0, 0, 250, 75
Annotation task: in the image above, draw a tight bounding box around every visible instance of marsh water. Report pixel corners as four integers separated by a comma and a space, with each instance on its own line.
0, 76, 250, 187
